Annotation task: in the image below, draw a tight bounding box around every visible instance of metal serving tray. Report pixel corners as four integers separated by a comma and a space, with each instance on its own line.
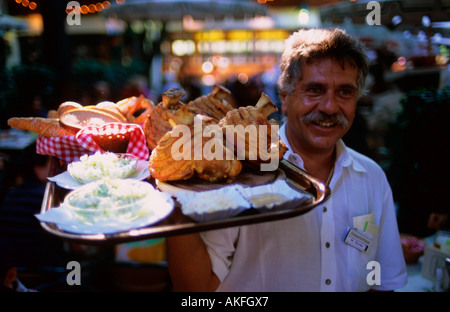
39, 157, 330, 245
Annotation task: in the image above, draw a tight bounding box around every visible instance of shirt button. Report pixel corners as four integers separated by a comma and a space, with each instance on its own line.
325, 242, 331, 248
288, 154, 298, 163
325, 279, 332, 285
323, 206, 327, 213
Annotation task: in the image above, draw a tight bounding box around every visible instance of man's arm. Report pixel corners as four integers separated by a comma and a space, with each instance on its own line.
166, 233, 220, 292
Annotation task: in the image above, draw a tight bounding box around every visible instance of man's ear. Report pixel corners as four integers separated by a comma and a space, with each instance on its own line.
3, 267, 17, 286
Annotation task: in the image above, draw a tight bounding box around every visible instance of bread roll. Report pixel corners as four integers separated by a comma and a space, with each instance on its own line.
59, 108, 124, 132
86, 102, 127, 123
117, 95, 154, 123
57, 101, 83, 117
7, 117, 78, 137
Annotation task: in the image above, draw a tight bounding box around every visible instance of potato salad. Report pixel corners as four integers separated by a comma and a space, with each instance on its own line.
68, 151, 138, 184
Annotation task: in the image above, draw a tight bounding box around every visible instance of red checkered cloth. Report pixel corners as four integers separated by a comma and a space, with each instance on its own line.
36, 123, 149, 163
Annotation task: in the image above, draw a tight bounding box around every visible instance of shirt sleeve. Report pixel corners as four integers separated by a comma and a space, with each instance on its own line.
372, 179, 408, 291
199, 227, 240, 282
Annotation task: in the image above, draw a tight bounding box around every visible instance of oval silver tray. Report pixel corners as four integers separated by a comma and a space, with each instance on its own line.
40, 158, 330, 244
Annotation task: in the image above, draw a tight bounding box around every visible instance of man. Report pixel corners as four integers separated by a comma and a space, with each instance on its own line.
166, 28, 407, 291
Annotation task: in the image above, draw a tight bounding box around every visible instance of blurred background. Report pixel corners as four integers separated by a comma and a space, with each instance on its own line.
0, 0, 449, 292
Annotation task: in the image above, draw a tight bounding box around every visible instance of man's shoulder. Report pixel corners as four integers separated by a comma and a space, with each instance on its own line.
346, 146, 384, 174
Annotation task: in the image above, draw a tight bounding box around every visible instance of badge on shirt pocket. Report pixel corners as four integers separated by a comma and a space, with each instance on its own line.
345, 213, 379, 253
345, 228, 373, 252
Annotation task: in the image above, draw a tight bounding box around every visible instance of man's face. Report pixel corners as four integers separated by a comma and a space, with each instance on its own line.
281, 58, 359, 155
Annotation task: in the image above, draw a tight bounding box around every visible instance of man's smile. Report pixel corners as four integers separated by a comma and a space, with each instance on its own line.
301, 112, 349, 129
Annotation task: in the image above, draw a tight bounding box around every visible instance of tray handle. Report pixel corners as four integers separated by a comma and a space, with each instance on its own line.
279, 159, 329, 200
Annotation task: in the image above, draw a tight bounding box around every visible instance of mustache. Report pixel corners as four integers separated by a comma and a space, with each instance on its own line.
301, 112, 349, 128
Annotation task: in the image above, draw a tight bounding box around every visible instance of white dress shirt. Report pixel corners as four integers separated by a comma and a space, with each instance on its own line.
200, 123, 407, 291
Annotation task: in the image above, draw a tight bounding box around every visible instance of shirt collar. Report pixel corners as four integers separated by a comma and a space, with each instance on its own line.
279, 123, 366, 173
335, 140, 366, 173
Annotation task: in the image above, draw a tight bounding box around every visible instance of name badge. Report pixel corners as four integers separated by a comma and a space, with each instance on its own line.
344, 228, 373, 252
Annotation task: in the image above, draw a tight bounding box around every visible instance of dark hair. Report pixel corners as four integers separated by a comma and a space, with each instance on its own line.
278, 28, 369, 97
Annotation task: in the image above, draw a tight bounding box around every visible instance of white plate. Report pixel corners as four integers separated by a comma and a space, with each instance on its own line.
238, 180, 313, 213
175, 185, 252, 222
48, 160, 150, 190
35, 191, 174, 235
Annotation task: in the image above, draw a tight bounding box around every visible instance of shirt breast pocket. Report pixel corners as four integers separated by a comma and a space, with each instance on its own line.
346, 229, 379, 291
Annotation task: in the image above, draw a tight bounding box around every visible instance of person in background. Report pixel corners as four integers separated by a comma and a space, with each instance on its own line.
1, 263, 36, 292
427, 213, 450, 231
166, 28, 407, 292
0, 145, 68, 290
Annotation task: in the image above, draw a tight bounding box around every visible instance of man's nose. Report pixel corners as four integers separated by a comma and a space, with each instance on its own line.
318, 91, 339, 114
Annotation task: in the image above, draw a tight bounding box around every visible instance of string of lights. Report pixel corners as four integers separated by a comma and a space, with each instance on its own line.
14, 0, 37, 11
66, 1, 112, 15
11, 0, 128, 15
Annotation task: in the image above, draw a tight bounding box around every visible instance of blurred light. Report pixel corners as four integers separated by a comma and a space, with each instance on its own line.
202, 75, 216, 86
228, 30, 253, 41
130, 20, 145, 34
255, 30, 289, 40
249, 16, 275, 29
366, 50, 377, 62
202, 61, 214, 74
183, 15, 205, 31
238, 73, 248, 84
270, 40, 285, 53
88, 4, 96, 13
232, 41, 247, 53
25, 13, 43, 35
298, 9, 309, 25
105, 17, 126, 35
217, 57, 230, 68
418, 31, 427, 41
172, 40, 195, 56
197, 41, 209, 54
14, 0, 38, 11
96, 3, 104, 12
80, 5, 89, 14
255, 40, 270, 52
422, 15, 431, 27
397, 57, 406, 66
64, 2, 114, 15
433, 33, 443, 43
208, 56, 218, 65
168, 58, 182, 72
392, 15, 402, 26
195, 30, 225, 41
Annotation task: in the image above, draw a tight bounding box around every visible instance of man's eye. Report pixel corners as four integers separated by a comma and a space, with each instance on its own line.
308, 88, 322, 94
339, 89, 354, 96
